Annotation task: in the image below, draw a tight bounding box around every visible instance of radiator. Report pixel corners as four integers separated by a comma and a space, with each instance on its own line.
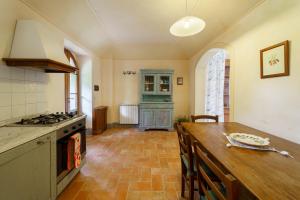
119, 104, 139, 124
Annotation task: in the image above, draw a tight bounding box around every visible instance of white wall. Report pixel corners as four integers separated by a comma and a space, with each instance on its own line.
78, 56, 93, 128
190, 0, 300, 143
92, 57, 102, 108
99, 59, 190, 124
100, 59, 114, 123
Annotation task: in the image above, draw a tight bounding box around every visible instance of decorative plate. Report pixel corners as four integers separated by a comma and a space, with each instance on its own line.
229, 133, 270, 147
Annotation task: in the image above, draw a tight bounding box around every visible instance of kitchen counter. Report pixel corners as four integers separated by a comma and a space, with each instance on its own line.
0, 115, 86, 154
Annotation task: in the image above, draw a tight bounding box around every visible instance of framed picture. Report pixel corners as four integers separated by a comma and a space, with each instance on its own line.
260, 40, 289, 79
177, 77, 183, 85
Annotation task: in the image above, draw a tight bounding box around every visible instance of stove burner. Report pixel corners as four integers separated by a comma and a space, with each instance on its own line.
15, 112, 76, 126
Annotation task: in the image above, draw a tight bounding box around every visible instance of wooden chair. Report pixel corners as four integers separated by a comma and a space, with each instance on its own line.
175, 123, 197, 200
191, 115, 219, 123
193, 141, 239, 200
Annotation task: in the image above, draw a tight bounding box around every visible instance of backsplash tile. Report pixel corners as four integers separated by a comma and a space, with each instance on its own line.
26, 104, 37, 116
0, 65, 10, 79
0, 66, 49, 124
25, 69, 36, 81
26, 93, 37, 104
12, 93, 26, 105
0, 107, 11, 121
0, 94, 12, 107
12, 80, 25, 93
11, 68, 25, 80
25, 82, 37, 93
37, 102, 47, 113
0, 79, 11, 93
12, 105, 26, 118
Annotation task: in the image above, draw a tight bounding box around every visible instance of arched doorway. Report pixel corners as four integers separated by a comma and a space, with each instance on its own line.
195, 48, 230, 122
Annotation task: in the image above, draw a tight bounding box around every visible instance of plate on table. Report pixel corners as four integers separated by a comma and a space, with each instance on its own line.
229, 133, 270, 147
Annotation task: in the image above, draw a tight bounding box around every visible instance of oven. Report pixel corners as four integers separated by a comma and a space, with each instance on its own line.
56, 118, 86, 183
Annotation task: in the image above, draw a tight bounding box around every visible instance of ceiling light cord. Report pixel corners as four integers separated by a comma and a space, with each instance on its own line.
185, 0, 188, 16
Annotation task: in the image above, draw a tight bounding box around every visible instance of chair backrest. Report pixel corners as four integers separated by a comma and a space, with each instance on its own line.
193, 141, 238, 200
191, 115, 219, 123
175, 123, 194, 172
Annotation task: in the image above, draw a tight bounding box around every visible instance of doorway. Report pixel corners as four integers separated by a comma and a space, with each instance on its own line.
195, 48, 230, 122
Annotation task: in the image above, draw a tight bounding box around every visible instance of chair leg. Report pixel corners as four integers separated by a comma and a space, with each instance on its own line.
189, 175, 194, 200
181, 175, 185, 197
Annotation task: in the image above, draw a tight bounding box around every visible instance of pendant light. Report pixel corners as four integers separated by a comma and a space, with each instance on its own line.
170, 0, 206, 37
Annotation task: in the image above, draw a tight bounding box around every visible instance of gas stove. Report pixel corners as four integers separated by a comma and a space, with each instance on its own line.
7, 112, 77, 127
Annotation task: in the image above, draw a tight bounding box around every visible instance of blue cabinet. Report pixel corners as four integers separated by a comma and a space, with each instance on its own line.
139, 70, 174, 131
155, 109, 173, 128
140, 109, 156, 127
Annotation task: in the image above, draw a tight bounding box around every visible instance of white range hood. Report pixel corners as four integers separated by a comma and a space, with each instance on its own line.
3, 20, 76, 73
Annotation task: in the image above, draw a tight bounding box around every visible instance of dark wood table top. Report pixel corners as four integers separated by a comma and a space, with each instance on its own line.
182, 122, 300, 200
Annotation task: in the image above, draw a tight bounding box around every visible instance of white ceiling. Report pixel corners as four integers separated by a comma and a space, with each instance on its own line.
21, 0, 264, 59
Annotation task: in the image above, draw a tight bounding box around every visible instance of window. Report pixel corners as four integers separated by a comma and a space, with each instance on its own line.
204, 50, 226, 122
64, 48, 80, 113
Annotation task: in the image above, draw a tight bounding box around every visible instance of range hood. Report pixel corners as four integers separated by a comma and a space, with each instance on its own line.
2, 20, 77, 73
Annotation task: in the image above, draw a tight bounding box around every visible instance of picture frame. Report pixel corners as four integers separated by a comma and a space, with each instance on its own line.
260, 40, 289, 79
177, 77, 183, 85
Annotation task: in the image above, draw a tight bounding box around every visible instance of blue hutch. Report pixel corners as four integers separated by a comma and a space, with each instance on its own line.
139, 69, 174, 131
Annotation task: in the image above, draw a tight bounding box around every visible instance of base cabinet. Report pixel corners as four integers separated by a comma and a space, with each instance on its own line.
140, 109, 156, 127
0, 132, 56, 200
155, 109, 172, 128
139, 104, 173, 130
92, 106, 108, 134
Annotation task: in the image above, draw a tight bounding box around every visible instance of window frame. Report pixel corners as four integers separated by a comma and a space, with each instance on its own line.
64, 48, 80, 113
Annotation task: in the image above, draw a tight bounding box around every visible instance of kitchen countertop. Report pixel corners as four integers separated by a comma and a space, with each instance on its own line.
0, 115, 86, 154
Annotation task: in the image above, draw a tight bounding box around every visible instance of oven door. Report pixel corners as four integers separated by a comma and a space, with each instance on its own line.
56, 138, 69, 182
56, 123, 86, 183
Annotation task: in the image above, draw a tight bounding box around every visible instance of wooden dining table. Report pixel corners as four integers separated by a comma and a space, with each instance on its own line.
182, 122, 300, 200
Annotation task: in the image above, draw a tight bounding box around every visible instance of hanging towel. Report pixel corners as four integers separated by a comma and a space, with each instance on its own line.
67, 133, 81, 170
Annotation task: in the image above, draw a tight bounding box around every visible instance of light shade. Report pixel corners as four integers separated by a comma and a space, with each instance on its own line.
170, 16, 206, 37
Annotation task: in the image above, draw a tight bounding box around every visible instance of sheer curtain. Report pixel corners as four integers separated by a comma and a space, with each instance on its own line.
205, 50, 226, 122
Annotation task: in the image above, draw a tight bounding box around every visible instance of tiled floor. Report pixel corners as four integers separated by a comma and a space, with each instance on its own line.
58, 128, 182, 200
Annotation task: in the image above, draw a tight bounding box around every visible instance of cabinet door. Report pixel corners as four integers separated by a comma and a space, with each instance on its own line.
155, 109, 172, 128
140, 109, 156, 128
157, 74, 172, 95
0, 136, 52, 200
142, 74, 156, 94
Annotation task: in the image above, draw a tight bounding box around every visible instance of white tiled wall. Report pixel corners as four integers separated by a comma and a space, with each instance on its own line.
0, 64, 49, 123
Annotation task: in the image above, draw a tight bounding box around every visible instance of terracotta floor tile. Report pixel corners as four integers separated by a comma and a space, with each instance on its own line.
129, 181, 152, 191
164, 182, 177, 192
164, 175, 180, 183
58, 181, 84, 200
126, 191, 140, 200
116, 182, 129, 200
59, 128, 181, 200
152, 175, 163, 191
